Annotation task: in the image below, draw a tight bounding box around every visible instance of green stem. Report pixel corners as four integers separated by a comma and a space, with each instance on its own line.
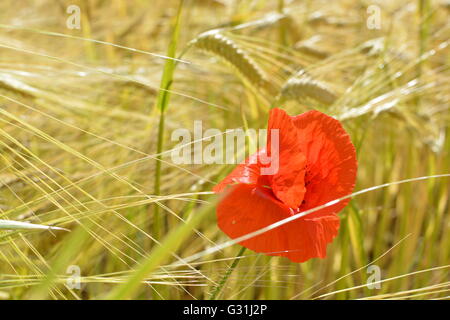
153, 0, 184, 240
209, 246, 246, 300
277, 0, 287, 47
418, 0, 431, 73
416, 0, 430, 108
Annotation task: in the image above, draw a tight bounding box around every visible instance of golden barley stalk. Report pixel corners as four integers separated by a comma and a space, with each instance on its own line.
281, 72, 337, 105
189, 29, 273, 92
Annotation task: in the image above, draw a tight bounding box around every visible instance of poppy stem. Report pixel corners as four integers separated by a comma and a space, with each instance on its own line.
209, 246, 246, 300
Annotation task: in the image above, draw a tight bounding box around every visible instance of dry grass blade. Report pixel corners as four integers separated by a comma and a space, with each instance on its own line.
0, 219, 68, 231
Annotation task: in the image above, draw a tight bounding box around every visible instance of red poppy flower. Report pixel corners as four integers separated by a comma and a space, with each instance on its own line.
214, 108, 357, 263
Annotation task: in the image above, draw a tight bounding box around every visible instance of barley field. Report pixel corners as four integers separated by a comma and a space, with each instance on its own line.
0, 0, 449, 300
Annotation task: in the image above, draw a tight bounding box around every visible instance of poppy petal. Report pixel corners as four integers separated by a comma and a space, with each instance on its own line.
217, 183, 340, 262
213, 150, 264, 193
292, 110, 357, 216
266, 108, 307, 209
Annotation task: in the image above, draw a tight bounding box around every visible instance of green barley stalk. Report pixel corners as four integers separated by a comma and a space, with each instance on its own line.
209, 246, 246, 300
153, 0, 184, 241
416, 0, 431, 107
208, 104, 252, 300
278, 0, 288, 47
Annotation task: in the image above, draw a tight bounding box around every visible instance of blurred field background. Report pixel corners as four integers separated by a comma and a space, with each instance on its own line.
0, 0, 449, 300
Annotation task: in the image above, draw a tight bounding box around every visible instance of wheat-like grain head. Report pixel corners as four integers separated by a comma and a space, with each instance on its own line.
280, 71, 337, 105
189, 29, 275, 94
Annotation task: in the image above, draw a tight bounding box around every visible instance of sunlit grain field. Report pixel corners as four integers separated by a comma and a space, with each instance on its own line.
0, 0, 449, 300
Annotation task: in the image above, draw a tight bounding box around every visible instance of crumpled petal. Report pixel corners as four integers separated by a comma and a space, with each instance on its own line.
213, 150, 264, 193
266, 108, 307, 209
216, 184, 340, 262
293, 110, 357, 217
